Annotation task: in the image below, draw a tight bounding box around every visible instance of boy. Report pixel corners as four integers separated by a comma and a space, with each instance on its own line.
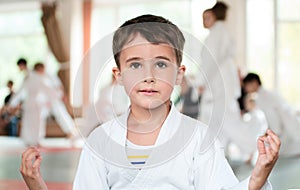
21, 14, 280, 190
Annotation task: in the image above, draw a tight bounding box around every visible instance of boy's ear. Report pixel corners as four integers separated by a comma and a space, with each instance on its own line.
112, 67, 123, 85
175, 65, 186, 85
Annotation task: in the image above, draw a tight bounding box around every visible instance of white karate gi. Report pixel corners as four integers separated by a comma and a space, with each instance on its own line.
73, 105, 271, 189
198, 21, 252, 153
255, 87, 300, 144
10, 72, 54, 145
42, 73, 76, 135
10, 71, 75, 145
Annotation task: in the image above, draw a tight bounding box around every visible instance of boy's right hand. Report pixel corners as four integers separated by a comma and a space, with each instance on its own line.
20, 147, 48, 190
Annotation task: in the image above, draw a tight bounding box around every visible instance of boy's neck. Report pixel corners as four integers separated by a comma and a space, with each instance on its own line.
127, 101, 171, 145
129, 102, 170, 128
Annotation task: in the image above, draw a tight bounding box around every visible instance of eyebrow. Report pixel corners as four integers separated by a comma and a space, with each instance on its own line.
155, 56, 172, 62
125, 56, 172, 63
125, 57, 142, 63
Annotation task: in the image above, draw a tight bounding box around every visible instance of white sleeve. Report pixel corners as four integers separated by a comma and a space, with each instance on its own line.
73, 146, 110, 190
9, 80, 27, 107
9, 87, 25, 107
193, 141, 272, 189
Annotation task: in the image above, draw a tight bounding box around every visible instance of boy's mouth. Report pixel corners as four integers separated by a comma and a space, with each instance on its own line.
139, 89, 158, 95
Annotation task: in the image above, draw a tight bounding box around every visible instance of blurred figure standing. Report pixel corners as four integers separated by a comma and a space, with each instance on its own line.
3, 80, 20, 136
9, 62, 76, 146
4, 80, 15, 105
199, 2, 241, 124
197, 2, 257, 155
10, 62, 50, 145
16, 58, 29, 73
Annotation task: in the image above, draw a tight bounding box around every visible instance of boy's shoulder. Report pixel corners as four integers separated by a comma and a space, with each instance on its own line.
171, 111, 209, 145
180, 113, 208, 130
87, 114, 126, 143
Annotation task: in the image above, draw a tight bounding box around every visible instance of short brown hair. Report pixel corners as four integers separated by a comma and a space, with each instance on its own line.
112, 14, 185, 68
33, 62, 45, 71
211, 1, 228, 21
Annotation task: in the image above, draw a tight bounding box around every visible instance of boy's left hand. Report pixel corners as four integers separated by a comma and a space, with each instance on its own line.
249, 129, 281, 190
20, 147, 48, 190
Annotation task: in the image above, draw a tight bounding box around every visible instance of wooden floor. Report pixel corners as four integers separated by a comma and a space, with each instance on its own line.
0, 136, 300, 190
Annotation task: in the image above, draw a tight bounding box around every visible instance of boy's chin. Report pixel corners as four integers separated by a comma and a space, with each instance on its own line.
136, 99, 171, 110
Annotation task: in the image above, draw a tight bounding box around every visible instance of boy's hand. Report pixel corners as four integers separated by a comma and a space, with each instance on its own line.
20, 147, 48, 190
249, 129, 281, 190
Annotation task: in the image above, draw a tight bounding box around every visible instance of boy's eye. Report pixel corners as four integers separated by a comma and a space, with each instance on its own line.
155, 61, 167, 68
130, 62, 142, 69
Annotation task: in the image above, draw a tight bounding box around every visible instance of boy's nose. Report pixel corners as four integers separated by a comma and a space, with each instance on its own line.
144, 77, 156, 83
143, 64, 156, 83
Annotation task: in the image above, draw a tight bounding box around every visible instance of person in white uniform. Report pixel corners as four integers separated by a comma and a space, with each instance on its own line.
242, 72, 300, 156
10, 63, 75, 146
38, 64, 77, 140
9, 58, 32, 107
197, 2, 255, 155
9, 63, 51, 145
20, 14, 280, 190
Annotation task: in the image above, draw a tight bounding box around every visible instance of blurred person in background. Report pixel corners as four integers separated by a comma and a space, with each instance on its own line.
242, 72, 300, 156
82, 75, 129, 137
9, 62, 76, 146
176, 75, 202, 119
197, 2, 247, 155
1, 80, 21, 136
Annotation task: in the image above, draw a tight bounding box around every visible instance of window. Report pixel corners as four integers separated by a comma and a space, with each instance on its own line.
277, 0, 300, 108
247, 0, 300, 108
0, 2, 59, 107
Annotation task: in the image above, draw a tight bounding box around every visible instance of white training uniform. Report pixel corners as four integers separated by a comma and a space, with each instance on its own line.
10, 71, 75, 145
73, 105, 271, 190
198, 21, 251, 153
255, 87, 300, 142
10, 71, 56, 145
42, 73, 76, 136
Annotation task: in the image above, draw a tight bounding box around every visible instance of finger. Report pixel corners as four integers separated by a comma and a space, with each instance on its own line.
265, 145, 275, 164
267, 129, 281, 147
21, 147, 37, 162
32, 156, 43, 177
25, 151, 41, 171
21, 148, 41, 175
263, 138, 278, 166
20, 147, 37, 172
257, 136, 266, 154
267, 135, 280, 156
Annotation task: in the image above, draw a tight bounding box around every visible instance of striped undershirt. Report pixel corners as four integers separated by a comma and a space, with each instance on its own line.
126, 140, 153, 167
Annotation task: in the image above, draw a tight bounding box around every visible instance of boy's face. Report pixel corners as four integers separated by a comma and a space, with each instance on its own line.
7, 82, 13, 89
113, 34, 185, 110
18, 64, 27, 71
203, 11, 216, 29
244, 81, 259, 93
36, 67, 45, 74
